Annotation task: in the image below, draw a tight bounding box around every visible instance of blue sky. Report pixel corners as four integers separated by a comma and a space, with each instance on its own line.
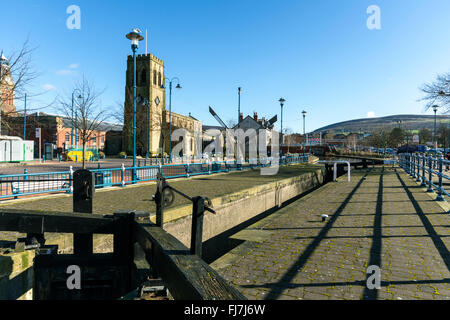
1, 0, 450, 132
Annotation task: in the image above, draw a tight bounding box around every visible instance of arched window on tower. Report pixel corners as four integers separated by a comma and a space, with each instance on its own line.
153, 70, 157, 86
158, 72, 162, 87
140, 69, 147, 85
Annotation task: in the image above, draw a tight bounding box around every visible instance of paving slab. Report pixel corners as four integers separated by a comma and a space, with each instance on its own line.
212, 166, 450, 300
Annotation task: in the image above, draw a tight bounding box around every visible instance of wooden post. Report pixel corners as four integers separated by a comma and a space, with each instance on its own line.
73, 169, 94, 256
155, 173, 165, 227
113, 211, 136, 294
190, 196, 205, 257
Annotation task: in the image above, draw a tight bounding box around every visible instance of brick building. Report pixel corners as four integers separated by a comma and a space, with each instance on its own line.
5, 112, 121, 157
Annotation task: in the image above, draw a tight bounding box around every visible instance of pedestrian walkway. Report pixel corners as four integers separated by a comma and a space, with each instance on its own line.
212, 166, 450, 300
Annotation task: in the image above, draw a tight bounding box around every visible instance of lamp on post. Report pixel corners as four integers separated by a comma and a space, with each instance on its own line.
237, 87, 242, 162
432, 105, 439, 149
71, 89, 83, 148
161, 77, 182, 163
137, 96, 150, 159
302, 110, 307, 155
126, 28, 144, 182
23, 93, 27, 140
279, 98, 285, 149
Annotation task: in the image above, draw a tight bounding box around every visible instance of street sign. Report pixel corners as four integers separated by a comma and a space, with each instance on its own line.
35, 128, 41, 138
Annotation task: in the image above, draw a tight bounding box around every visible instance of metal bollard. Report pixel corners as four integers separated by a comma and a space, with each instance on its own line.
436, 155, 445, 201
420, 154, 426, 186
427, 156, 434, 193
68, 166, 74, 193
121, 163, 126, 187
416, 154, 421, 182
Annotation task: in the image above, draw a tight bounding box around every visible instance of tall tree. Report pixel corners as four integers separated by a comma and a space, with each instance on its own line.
58, 76, 108, 169
437, 124, 449, 149
0, 38, 51, 134
387, 127, 404, 147
418, 128, 432, 145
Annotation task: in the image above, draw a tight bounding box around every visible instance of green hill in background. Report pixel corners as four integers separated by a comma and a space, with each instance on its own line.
313, 114, 449, 134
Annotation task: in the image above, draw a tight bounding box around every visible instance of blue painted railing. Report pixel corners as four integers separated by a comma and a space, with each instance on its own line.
398, 153, 449, 201
0, 154, 310, 200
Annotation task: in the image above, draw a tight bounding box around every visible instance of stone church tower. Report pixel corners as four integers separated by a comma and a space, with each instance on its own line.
123, 52, 202, 158
0, 51, 16, 123
123, 53, 166, 156
0, 51, 16, 134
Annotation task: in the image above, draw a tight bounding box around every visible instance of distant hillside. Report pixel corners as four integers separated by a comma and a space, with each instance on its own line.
313, 114, 449, 133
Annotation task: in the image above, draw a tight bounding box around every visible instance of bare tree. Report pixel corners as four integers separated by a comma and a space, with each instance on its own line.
420, 72, 450, 114
0, 38, 47, 134
58, 76, 108, 169
282, 128, 293, 153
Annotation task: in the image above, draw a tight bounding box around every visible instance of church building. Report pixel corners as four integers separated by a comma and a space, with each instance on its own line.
0, 51, 16, 133
123, 53, 202, 157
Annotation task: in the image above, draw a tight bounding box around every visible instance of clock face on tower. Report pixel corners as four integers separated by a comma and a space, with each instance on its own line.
3, 74, 13, 85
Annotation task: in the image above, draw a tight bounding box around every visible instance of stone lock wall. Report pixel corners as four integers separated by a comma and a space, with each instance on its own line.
155, 169, 325, 247
0, 250, 35, 300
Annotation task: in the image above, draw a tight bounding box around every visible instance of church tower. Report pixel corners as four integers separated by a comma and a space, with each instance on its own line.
0, 51, 16, 115
123, 53, 166, 156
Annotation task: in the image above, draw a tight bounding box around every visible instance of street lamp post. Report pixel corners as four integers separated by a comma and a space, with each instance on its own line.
237, 87, 241, 162
126, 28, 144, 182
238, 87, 241, 128
137, 97, 151, 158
71, 89, 83, 148
302, 110, 307, 154
145, 99, 150, 159
432, 105, 439, 149
23, 93, 27, 140
161, 77, 182, 162
279, 98, 285, 152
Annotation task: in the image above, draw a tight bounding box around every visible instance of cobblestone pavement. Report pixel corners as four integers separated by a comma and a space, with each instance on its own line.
0, 164, 322, 215
214, 166, 450, 300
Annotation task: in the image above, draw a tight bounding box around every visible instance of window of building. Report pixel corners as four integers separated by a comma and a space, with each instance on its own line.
140, 69, 147, 85
153, 70, 157, 85
92, 135, 97, 145
65, 133, 70, 142
158, 72, 162, 87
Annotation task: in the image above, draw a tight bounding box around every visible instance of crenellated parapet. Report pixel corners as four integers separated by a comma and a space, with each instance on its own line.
127, 53, 164, 66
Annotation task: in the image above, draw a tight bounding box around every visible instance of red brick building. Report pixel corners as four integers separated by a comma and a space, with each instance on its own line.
4, 112, 121, 157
